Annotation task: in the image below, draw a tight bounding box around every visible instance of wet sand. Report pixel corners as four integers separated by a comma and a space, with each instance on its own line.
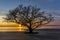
0, 29, 60, 40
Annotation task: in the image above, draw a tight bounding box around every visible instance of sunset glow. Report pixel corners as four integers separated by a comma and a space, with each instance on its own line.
0, 22, 26, 32
0, 15, 26, 32
0, 15, 59, 32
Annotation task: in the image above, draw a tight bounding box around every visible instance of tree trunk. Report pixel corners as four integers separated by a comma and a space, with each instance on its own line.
29, 27, 33, 33
28, 20, 33, 33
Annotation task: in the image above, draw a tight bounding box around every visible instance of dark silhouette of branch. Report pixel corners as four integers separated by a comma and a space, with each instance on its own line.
4, 5, 54, 33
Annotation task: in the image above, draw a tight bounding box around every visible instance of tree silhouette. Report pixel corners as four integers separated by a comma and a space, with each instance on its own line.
4, 5, 54, 33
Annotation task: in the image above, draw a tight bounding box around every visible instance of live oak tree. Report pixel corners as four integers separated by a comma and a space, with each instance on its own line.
4, 5, 54, 33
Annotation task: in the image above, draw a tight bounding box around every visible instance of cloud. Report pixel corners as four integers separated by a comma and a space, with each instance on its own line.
0, 11, 8, 15
41, 9, 60, 20
0, 15, 6, 21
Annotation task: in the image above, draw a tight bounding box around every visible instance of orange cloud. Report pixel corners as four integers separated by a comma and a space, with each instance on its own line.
46, 20, 60, 26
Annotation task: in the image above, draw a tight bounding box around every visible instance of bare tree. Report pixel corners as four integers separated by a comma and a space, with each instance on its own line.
4, 5, 54, 33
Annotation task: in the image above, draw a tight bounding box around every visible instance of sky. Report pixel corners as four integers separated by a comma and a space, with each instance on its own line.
0, 0, 60, 21
0, 0, 60, 14
0, 0, 59, 13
